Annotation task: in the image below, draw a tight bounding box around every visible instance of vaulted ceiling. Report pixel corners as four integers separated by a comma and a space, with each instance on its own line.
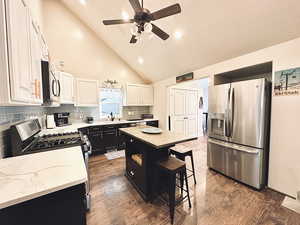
61, 0, 300, 82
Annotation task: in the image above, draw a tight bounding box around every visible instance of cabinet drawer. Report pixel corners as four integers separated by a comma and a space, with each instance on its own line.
126, 158, 146, 193
102, 125, 117, 132
88, 126, 102, 133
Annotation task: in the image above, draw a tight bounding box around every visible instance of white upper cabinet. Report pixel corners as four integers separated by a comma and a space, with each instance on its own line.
75, 79, 99, 107
60, 72, 75, 104
0, 0, 43, 105
6, 0, 33, 103
125, 84, 154, 106
141, 85, 154, 106
29, 20, 43, 104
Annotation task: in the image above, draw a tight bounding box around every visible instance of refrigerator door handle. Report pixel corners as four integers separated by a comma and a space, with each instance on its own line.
229, 87, 235, 137
225, 87, 231, 137
208, 138, 260, 154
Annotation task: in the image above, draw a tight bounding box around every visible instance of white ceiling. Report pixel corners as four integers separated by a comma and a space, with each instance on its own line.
61, 0, 300, 82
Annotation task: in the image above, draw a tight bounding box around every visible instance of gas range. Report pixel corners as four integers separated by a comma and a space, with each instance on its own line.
34, 132, 83, 151
10, 120, 89, 156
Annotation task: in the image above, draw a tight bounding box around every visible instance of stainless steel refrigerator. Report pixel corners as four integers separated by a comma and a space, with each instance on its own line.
207, 78, 271, 189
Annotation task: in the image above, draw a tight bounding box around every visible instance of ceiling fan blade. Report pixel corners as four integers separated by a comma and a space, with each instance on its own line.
103, 19, 134, 25
130, 35, 137, 44
151, 24, 169, 40
129, 0, 143, 13
150, 3, 181, 21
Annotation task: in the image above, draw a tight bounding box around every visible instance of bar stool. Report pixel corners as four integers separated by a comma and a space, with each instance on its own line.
156, 157, 191, 224
170, 145, 197, 185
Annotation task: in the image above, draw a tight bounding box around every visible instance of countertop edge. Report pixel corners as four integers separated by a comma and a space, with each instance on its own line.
0, 178, 87, 210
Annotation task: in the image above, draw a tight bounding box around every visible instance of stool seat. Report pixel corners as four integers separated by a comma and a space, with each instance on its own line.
170, 145, 193, 154
170, 145, 197, 185
157, 157, 186, 172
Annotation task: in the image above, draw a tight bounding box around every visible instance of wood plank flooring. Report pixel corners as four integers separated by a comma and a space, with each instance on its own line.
87, 137, 300, 225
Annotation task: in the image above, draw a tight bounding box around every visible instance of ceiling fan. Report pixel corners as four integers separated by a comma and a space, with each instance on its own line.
102, 0, 181, 44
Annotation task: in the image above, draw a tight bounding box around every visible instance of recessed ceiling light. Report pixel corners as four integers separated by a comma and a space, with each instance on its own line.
74, 30, 84, 40
138, 57, 144, 64
122, 11, 130, 21
174, 31, 183, 40
79, 0, 86, 5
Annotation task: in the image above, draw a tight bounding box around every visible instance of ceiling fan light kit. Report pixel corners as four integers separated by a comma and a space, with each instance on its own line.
102, 0, 181, 44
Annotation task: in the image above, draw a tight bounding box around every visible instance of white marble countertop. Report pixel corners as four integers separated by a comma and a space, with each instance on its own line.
0, 147, 87, 209
39, 119, 159, 135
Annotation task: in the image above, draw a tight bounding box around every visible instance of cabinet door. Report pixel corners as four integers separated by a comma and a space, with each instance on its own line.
141, 86, 154, 105
6, 0, 33, 103
60, 72, 74, 104
103, 130, 118, 151
76, 79, 99, 106
126, 84, 140, 106
88, 132, 104, 153
29, 20, 42, 103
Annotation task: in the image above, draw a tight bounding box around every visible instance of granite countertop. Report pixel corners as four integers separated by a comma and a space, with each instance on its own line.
39, 119, 159, 135
119, 126, 197, 149
0, 147, 87, 209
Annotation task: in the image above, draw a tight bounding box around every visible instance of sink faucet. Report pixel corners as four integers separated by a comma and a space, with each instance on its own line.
110, 112, 115, 121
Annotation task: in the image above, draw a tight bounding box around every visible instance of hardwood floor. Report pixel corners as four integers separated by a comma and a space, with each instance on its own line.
87, 137, 300, 225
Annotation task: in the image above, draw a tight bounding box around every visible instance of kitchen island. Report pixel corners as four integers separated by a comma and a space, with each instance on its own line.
120, 126, 196, 201
0, 147, 88, 225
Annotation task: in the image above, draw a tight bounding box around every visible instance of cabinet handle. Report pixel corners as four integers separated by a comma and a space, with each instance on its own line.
130, 171, 135, 176
130, 139, 134, 143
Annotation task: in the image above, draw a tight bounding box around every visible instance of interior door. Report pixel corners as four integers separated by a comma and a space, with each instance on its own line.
229, 79, 267, 148
169, 88, 199, 137
185, 90, 198, 137
170, 88, 186, 134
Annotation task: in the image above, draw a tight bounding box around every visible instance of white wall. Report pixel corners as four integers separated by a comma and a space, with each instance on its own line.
153, 37, 300, 198
42, 0, 146, 86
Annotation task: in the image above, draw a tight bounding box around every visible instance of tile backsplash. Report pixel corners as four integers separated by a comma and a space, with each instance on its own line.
0, 105, 152, 158
0, 106, 46, 158
46, 105, 101, 122
123, 106, 152, 120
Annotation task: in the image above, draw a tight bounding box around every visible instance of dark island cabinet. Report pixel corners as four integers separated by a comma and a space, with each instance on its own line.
79, 120, 159, 155
0, 184, 86, 225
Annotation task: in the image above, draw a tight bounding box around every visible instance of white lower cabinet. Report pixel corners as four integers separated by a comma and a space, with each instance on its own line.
59, 72, 75, 104
125, 84, 154, 106
75, 79, 99, 107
